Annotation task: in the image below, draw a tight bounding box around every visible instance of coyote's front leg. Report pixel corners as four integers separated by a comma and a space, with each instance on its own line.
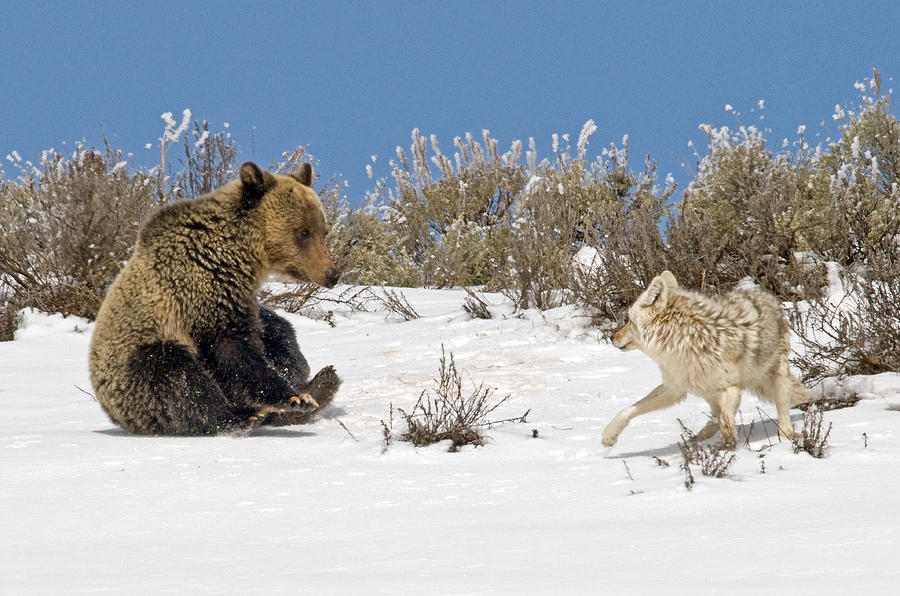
602, 384, 687, 447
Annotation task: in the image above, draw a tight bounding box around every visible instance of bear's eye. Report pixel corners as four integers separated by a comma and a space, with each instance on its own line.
296, 228, 311, 244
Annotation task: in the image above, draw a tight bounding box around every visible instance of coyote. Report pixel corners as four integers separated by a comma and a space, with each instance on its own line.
602, 271, 809, 447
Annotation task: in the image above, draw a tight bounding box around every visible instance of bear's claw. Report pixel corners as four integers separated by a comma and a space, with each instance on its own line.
249, 365, 341, 428
289, 393, 319, 410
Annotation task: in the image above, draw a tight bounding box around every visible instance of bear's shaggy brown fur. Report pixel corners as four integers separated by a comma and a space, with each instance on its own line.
89, 162, 341, 435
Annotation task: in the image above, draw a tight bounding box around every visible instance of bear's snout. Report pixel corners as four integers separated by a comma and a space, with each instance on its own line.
325, 268, 341, 288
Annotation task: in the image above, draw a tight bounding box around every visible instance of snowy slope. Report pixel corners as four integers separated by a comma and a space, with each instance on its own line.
2, 287, 899, 595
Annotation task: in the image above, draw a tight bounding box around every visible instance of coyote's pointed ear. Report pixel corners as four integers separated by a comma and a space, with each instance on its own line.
240, 162, 275, 208
659, 270, 678, 288
290, 163, 313, 187
641, 274, 671, 307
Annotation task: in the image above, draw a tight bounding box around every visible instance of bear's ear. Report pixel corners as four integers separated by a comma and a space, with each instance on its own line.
289, 163, 313, 187
240, 162, 275, 208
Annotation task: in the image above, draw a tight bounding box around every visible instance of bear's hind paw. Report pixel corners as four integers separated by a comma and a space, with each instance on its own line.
289, 393, 319, 411
306, 365, 342, 404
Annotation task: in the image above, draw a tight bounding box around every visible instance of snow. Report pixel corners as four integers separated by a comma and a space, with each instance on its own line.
524, 175, 544, 195
194, 130, 210, 149
576, 120, 597, 159
2, 288, 900, 594
160, 109, 191, 144
573, 245, 601, 274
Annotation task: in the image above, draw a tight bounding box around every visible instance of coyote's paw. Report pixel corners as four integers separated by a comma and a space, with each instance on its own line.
601, 425, 621, 447
693, 421, 719, 442
780, 427, 800, 441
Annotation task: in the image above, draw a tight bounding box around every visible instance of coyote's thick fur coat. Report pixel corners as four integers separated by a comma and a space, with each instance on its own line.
602, 271, 809, 447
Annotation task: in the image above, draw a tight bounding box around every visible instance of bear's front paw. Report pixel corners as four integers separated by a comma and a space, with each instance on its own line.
289, 393, 319, 411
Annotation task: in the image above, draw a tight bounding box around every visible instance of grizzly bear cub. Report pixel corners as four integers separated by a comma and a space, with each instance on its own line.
89, 162, 341, 435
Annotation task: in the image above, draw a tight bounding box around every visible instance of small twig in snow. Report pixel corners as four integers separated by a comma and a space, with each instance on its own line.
336, 419, 359, 442
74, 384, 97, 401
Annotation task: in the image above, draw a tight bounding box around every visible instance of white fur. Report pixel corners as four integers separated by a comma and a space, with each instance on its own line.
602, 271, 809, 447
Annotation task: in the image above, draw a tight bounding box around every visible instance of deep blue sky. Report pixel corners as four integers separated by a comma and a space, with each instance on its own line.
2, 1, 898, 202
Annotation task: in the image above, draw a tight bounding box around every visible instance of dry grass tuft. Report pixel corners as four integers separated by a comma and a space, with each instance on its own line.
678, 420, 736, 489
792, 404, 833, 459
383, 346, 526, 452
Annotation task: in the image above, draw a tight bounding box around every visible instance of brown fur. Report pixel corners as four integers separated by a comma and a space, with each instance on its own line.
89, 162, 341, 435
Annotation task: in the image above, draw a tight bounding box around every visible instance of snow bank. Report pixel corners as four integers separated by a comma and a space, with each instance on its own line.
2, 287, 898, 594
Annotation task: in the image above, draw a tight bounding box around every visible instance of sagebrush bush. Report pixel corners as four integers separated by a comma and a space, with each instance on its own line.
382, 347, 524, 451
803, 70, 900, 267
790, 262, 900, 383
1, 294, 21, 341
0, 142, 159, 323
499, 178, 577, 310
567, 134, 674, 325
496, 127, 593, 310
327, 206, 423, 286
665, 123, 818, 299
4, 68, 899, 384
792, 77, 900, 384
385, 129, 526, 288
172, 120, 237, 200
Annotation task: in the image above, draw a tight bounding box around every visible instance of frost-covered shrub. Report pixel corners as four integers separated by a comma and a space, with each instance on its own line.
499, 170, 578, 310
373, 122, 677, 315
327, 206, 423, 286
154, 108, 192, 200
172, 120, 237, 200
385, 129, 527, 288
803, 70, 900, 268
665, 122, 816, 298
0, 143, 158, 327
566, 132, 674, 325
791, 262, 900, 383
788, 73, 900, 382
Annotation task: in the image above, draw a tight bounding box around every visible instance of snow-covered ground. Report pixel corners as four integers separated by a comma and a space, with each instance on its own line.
3, 287, 899, 594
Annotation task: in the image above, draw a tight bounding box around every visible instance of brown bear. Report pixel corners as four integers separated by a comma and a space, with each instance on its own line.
89, 162, 341, 435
